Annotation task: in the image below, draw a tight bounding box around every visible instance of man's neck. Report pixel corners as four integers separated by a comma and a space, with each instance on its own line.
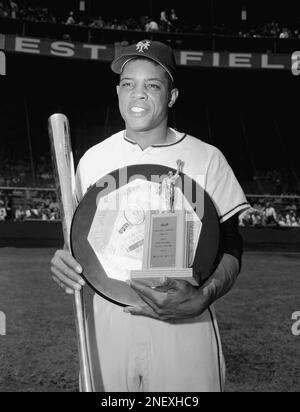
126, 127, 175, 150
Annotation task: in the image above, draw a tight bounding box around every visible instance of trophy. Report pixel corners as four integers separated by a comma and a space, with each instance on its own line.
130, 160, 198, 286
71, 163, 220, 306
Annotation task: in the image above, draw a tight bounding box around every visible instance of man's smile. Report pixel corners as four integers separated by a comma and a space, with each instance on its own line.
129, 106, 149, 117
131, 107, 145, 113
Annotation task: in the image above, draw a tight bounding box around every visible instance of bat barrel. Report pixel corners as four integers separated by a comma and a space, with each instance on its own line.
48, 113, 93, 392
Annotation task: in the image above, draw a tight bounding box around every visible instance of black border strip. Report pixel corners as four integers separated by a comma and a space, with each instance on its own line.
219, 202, 250, 221
208, 307, 223, 393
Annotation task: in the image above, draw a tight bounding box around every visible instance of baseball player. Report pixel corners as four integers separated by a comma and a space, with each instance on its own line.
51, 40, 250, 392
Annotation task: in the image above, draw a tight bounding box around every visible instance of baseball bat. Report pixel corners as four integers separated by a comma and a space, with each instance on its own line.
48, 113, 93, 392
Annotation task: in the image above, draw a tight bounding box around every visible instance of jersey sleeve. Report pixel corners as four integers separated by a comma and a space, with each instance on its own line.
75, 150, 98, 202
206, 148, 250, 223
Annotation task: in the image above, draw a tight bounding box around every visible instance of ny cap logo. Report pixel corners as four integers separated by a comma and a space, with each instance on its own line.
0, 50, 6, 75
136, 40, 151, 53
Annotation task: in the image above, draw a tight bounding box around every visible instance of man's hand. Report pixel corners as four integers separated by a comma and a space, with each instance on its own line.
124, 278, 212, 322
50, 249, 85, 294
124, 254, 240, 322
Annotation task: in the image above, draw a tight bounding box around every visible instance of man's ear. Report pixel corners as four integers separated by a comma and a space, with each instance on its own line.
168, 88, 179, 108
116, 85, 120, 97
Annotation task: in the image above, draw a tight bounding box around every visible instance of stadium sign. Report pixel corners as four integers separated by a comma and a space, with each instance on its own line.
179, 51, 288, 70
0, 34, 293, 71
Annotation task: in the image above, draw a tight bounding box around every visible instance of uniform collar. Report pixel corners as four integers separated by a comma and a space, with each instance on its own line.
123, 128, 187, 148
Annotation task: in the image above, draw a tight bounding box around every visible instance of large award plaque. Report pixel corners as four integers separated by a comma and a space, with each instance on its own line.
71, 164, 221, 306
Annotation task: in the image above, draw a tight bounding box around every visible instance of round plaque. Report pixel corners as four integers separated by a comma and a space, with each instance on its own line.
70, 164, 221, 306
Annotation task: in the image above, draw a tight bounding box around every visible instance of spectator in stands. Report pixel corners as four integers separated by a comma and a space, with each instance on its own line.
277, 214, 287, 227
0, 1, 7, 18
110, 18, 120, 30
24, 206, 32, 219
14, 206, 25, 221
251, 209, 264, 227
279, 27, 290, 39
170, 8, 179, 31
269, 21, 280, 37
89, 15, 105, 29
66, 11, 75, 25
285, 210, 296, 226
264, 202, 278, 225
0, 199, 7, 221
9, 0, 18, 19
49, 199, 59, 210
49, 206, 59, 220
160, 8, 171, 32
145, 17, 159, 32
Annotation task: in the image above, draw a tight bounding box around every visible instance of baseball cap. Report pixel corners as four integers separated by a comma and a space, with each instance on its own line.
111, 40, 176, 82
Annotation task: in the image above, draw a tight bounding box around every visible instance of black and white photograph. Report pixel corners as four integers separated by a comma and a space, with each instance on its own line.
0, 0, 299, 395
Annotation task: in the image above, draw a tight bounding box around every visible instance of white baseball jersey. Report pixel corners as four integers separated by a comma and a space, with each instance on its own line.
76, 129, 249, 392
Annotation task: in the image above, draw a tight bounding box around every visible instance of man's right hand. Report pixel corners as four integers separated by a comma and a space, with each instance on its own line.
51, 249, 85, 294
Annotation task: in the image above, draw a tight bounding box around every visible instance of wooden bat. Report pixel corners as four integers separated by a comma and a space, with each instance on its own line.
48, 113, 93, 392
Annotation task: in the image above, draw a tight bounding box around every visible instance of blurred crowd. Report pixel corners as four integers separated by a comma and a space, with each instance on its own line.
0, 3, 185, 33
0, 150, 54, 188
1, 149, 300, 225
0, 189, 60, 221
245, 169, 300, 197
1, 1, 300, 39
0, 1, 56, 23
1, 190, 299, 226
217, 21, 300, 39
239, 200, 300, 227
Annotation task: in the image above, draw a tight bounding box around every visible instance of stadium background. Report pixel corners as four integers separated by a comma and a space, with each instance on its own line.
0, 0, 300, 392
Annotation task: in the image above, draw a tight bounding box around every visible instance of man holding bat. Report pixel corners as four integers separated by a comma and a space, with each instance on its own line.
51, 40, 249, 392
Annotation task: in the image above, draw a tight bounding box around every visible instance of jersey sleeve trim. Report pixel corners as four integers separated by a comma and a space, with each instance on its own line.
219, 202, 250, 223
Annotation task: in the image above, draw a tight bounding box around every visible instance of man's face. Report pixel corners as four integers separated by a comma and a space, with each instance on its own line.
116, 59, 178, 134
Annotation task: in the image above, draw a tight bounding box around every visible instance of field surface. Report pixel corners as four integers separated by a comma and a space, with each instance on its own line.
0, 248, 299, 392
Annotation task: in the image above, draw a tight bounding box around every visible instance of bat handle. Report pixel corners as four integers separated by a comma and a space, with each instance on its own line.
74, 289, 93, 392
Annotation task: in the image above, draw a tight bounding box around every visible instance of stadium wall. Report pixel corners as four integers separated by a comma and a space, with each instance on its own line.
1, 222, 300, 252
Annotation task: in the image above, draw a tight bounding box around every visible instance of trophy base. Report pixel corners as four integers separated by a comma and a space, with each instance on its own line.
130, 268, 198, 287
